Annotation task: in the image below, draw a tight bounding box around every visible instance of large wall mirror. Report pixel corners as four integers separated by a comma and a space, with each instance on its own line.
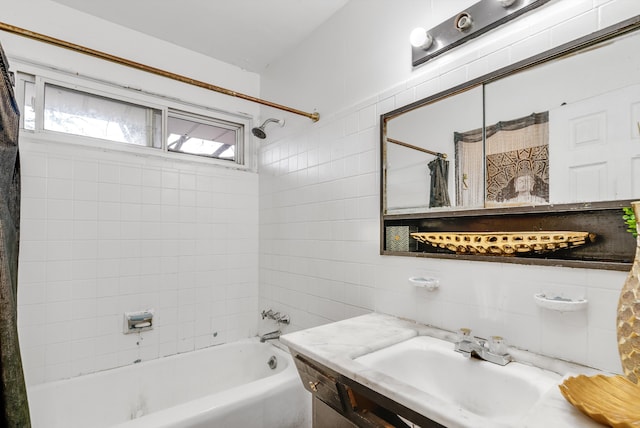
381, 17, 640, 269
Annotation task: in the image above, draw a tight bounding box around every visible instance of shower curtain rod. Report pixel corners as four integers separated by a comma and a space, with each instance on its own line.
0, 21, 320, 122
387, 138, 447, 159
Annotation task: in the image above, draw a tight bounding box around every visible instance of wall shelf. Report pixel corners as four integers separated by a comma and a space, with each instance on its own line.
381, 200, 636, 271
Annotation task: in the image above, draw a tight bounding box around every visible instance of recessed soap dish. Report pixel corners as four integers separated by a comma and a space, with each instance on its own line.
534, 293, 588, 312
123, 309, 154, 334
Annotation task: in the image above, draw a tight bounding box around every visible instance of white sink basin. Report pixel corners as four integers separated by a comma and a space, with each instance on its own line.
355, 335, 561, 425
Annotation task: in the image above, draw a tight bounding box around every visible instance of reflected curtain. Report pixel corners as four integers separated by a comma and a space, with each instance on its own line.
454, 128, 484, 207
428, 157, 450, 208
0, 42, 31, 427
454, 111, 549, 208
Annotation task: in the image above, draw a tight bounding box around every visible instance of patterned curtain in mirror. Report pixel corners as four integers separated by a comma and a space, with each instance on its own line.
455, 111, 549, 208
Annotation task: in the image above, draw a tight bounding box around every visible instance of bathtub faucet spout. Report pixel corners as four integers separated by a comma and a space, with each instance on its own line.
260, 329, 281, 343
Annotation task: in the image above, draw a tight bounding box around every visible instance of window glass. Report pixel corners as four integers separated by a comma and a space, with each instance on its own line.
167, 113, 241, 162
23, 80, 35, 130
17, 73, 249, 168
44, 84, 161, 147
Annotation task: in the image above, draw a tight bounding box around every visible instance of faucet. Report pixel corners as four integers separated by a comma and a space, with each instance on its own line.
261, 309, 290, 325
454, 328, 511, 366
259, 309, 291, 342
260, 329, 281, 343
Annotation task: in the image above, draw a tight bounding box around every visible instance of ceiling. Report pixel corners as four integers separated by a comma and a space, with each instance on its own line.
51, 0, 350, 73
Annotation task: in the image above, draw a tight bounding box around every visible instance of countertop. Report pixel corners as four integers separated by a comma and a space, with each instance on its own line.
280, 312, 605, 428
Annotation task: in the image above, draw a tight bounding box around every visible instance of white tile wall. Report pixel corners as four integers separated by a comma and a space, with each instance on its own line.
3, 0, 261, 387
259, 101, 630, 373
17, 139, 259, 385
258, 0, 640, 373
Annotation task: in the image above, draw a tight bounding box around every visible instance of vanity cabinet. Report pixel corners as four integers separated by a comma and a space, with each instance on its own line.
292, 352, 445, 428
313, 397, 358, 428
294, 354, 344, 413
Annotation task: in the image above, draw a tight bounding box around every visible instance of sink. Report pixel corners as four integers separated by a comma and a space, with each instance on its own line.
354, 335, 561, 425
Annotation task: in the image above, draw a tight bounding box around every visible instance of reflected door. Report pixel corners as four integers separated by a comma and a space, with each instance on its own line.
549, 84, 640, 203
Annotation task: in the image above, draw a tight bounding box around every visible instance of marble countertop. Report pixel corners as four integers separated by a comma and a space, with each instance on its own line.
280, 312, 605, 428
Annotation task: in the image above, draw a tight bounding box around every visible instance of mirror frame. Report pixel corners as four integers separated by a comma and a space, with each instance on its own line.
380, 16, 640, 271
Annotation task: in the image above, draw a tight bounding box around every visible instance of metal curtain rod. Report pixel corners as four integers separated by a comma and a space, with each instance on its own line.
0, 21, 320, 122
387, 138, 447, 159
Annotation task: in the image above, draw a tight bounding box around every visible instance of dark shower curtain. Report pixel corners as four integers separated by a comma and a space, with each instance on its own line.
0, 42, 31, 427
428, 157, 451, 208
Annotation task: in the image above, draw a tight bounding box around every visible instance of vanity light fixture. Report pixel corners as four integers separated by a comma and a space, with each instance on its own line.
411, 0, 550, 67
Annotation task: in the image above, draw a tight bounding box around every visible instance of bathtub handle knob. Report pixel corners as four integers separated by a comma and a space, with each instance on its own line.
308, 381, 319, 392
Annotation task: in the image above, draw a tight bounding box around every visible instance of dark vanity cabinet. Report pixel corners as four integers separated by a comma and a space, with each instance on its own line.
292, 352, 445, 428
293, 354, 344, 414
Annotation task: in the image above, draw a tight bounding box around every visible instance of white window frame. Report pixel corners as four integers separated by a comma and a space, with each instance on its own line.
12, 60, 254, 171
167, 109, 244, 165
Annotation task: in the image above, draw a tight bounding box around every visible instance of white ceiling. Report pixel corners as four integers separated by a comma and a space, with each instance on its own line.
51, 0, 350, 73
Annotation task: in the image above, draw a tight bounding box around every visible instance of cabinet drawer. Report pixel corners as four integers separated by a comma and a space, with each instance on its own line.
294, 355, 344, 411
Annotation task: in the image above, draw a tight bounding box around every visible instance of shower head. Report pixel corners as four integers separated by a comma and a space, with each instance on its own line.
251, 118, 285, 139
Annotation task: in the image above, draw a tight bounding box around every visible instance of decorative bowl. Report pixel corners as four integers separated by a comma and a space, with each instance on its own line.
559, 374, 640, 427
410, 231, 594, 256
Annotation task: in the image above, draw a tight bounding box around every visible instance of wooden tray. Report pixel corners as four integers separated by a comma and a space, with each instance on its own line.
559, 374, 640, 427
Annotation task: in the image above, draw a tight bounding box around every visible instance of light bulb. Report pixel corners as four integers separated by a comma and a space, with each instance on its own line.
409, 27, 433, 50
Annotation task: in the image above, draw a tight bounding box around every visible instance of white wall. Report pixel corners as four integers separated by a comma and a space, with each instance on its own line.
3, 0, 262, 385
259, 0, 640, 373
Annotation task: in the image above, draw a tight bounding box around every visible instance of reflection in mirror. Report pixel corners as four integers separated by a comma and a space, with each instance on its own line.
485, 29, 640, 206
385, 86, 483, 214
383, 25, 640, 217
455, 111, 549, 208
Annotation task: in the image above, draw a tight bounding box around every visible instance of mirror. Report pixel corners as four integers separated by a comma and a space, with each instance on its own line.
383, 22, 640, 216
485, 31, 640, 206
385, 87, 483, 213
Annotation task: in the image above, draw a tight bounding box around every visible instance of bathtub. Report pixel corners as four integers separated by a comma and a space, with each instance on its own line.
27, 339, 311, 428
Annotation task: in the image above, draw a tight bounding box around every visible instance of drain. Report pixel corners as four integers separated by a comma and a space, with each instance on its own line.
267, 355, 278, 370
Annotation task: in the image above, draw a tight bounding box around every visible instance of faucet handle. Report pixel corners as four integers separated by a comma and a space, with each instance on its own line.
489, 336, 508, 355
278, 314, 290, 325
456, 328, 471, 343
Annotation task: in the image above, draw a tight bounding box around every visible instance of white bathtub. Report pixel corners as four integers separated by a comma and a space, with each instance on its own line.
27, 339, 311, 428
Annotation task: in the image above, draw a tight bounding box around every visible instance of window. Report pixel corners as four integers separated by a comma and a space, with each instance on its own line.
43, 84, 162, 148
167, 111, 243, 163
15, 68, 250, 168
23, 79, 35, 131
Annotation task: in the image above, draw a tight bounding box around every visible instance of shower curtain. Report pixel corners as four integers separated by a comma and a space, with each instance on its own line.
0, 42, 31, 427
428, 157, 450, 208
454, 111, 549, 208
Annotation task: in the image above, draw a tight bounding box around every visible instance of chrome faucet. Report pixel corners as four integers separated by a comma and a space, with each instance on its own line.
259, 309, 291, 343
261, 309, 290, 325
260, 329, 281, 343
454, 328, 511, 366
